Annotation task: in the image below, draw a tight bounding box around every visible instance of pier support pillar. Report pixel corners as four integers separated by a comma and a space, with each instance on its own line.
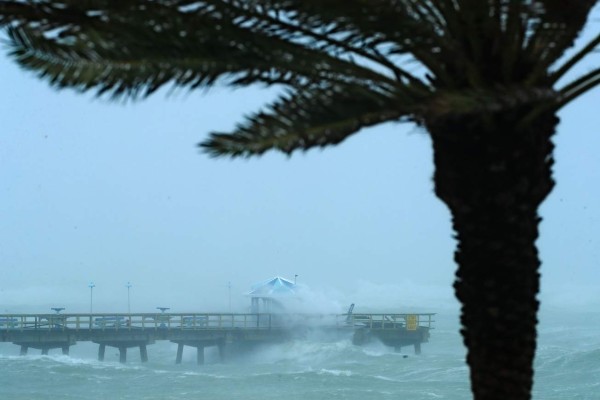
176, 343, 184, 364
140, 344, 148, 363
98, 344, 106, 361
119, 347, 127, 363
94, 340, 154, 363
218, 342, 225, 363
414, 343, 421, 355
197, 346, 205, 365
15, 341, 75, 357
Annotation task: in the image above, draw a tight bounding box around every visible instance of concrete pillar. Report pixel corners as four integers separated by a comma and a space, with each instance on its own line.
218, 343, 225, 363
62, 346, 70, 356
20, 345, 28, 356
197, 346, 204, 365
140, 344, 148, 363
41, 347, 49, 355
414, 343, 421, 355
175, 343, 184, 364
119, 347, 127, 363
394, 346, 401, 353
98, 344, 106, 361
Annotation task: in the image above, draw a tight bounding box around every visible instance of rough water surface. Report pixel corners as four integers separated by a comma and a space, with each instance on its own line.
1, 311, 597, 400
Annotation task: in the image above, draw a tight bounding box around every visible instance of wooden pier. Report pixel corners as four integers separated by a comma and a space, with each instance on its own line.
0, 312, 434, 364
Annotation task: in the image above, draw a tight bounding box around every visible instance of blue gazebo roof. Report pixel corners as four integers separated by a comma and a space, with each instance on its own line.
246, 276, 297, 298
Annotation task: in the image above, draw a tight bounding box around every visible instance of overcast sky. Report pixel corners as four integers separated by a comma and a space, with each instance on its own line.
1, 17, 599, 315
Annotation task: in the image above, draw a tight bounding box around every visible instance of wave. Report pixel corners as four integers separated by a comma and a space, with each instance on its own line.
318, 368, 352, 377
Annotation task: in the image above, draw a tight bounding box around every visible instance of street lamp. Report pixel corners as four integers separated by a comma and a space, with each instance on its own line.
126, 282, 132, 314
228, 281, 231, 312
50, 308, 65, 329
88, 282, 95, 314
156, 307, 170, 328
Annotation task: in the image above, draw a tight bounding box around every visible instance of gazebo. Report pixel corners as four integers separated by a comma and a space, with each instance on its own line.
247, 276, 298, 313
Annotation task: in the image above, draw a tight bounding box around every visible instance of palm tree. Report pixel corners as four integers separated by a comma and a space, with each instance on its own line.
1, 1, 599, 398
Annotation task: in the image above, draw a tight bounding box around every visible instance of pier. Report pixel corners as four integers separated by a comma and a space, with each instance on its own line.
0, 312, 434, 363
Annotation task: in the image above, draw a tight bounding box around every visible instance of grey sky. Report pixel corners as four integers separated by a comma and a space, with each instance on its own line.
1, 20, 599, 315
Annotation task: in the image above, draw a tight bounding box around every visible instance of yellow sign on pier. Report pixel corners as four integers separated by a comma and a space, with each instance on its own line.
407, 314, 418, 331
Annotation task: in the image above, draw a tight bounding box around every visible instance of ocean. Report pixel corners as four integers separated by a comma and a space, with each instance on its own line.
1, 310, 598, 400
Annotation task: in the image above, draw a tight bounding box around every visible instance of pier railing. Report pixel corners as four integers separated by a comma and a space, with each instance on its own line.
347, 313, 435, 331
0, 313, 435, 332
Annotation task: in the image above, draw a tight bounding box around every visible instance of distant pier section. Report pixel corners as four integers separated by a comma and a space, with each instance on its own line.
0, 312, 434, 364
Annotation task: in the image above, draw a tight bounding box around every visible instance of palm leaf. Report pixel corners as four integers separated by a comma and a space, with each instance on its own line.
8, 25, 280, 98
200, 84, 414, 157
3, 0, 426, 98
2, 1, 598, 122
557, 66, 600, 107
550, 32, 600, 83
10, 23, 376, 99
524, 0, 597, 84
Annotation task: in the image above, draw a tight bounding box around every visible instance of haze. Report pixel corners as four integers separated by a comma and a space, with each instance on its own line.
1, 29, 599, 315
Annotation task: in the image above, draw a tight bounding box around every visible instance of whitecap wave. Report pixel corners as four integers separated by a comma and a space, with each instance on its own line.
318, 368, 352, 377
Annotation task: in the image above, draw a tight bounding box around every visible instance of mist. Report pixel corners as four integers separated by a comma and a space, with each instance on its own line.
1, 44, 599, 323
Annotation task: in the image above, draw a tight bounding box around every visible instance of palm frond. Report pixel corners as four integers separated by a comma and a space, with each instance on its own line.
7, 25, 282, 98
6, 30, 226, 97
271, 0, 454, 73
550, 32, 600, 83
2, 0, 598, 141
200, 84, 414, 157
4, 1, 412, 98
557, 66, 600, 107
0, 0, 91, 28
524, 0, 597, 84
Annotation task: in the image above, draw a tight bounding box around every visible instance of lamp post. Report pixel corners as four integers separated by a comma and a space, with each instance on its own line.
156, 307, 170, 328
50, 308, 65, 329
88, 282, 95, 314
228, 281, 231, 312
294, 274, 298, 285
126, 282, 132, 314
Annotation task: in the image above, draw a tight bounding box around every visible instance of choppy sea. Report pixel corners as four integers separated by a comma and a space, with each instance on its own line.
1, 310, 598, 400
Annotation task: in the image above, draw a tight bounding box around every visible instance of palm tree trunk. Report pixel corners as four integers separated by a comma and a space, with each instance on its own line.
428, 111, 559, 400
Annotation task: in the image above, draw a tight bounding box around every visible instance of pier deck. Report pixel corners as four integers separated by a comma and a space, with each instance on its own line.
0, 312, 434, 364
